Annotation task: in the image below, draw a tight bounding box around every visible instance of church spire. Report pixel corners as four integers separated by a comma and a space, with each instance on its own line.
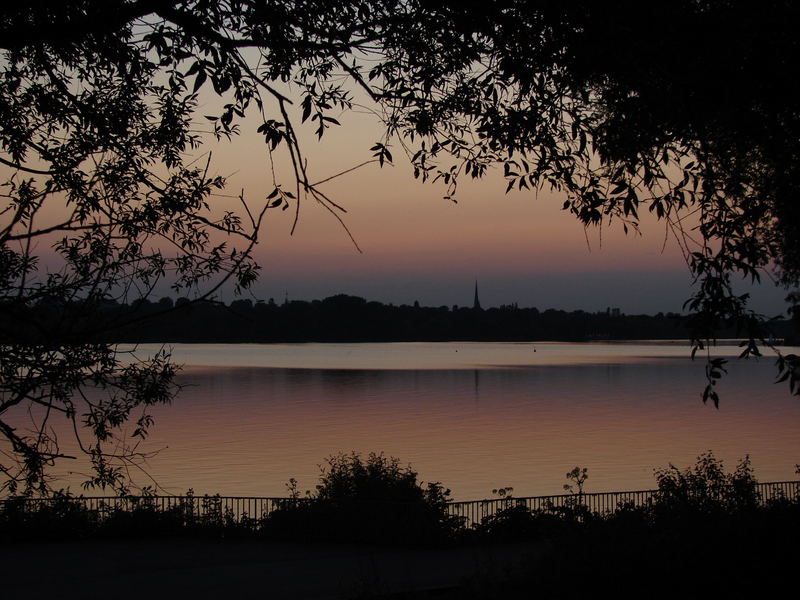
473, 280, 481, 310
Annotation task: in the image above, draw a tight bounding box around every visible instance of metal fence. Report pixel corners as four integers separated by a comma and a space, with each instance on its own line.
2, 480, 797, 528
447, 480, 800, 526
0, 494, 306, 523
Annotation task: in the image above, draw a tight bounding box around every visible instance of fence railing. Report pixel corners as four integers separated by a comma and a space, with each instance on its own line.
2, 480, 797, 528
447, 480, 799, 526
0, 494, 304, 524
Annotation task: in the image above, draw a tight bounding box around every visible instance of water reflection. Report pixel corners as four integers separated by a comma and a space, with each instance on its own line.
123, 341, 760, 370
41, 352, 796, 500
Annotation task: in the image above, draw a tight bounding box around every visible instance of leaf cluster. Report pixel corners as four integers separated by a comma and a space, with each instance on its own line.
262, 452, 462, 545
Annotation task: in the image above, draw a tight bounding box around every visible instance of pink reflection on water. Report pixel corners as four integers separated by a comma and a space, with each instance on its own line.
19, 343, 799, 500
126, 359, 799, 500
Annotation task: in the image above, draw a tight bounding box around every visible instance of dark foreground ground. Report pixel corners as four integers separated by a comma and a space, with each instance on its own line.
3, 539, 543, 599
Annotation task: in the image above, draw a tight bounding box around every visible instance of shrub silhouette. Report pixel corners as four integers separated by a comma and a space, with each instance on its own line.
261, 452, 463, 545
0, 492, 98, 540
467, 453, 799, 599
652, 450, 759, 515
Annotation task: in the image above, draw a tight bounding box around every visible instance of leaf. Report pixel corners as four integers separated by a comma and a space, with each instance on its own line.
702, 384, 720, 408
611, 181, 627, 195
192, 70, 207, 93
213, 75, 231, 94
185, 61, 202, 77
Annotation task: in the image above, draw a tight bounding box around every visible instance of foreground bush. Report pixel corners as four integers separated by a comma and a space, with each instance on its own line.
0, 490, 249, 541
463, 453, 800, 598
1, 451, 797, 552
260, 452, 464, 545
0, 492, 98, 540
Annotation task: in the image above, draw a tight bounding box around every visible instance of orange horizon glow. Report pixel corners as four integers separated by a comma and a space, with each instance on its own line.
5, 96, 787, 314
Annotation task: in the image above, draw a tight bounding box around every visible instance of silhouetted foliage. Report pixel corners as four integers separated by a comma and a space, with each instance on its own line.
474, 489, 571, 543
0, 488, 248, 541
1, 449, 798, 581
3, 1, 800, 493
465, 454, 800, 599
0, 491, 98, 540
261, 452, 462, 545
9, 294, 791, 343
653, 450, 759, 514
0, 2, 266, 494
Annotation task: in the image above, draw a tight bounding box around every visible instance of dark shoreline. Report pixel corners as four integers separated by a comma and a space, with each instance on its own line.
6, 293, 796, 345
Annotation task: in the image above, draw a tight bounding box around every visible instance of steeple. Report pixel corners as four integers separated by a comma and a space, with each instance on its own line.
473, 280, 481, 310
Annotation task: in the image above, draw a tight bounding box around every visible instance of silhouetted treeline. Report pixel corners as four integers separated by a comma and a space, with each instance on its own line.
56, 294, 799, 343
2, 293, 795, 344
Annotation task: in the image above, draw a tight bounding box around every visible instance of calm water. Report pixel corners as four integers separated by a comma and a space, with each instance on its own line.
44, 343, 800, 499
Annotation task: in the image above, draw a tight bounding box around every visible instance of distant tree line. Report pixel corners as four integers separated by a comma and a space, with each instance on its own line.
9, 293, 793, 345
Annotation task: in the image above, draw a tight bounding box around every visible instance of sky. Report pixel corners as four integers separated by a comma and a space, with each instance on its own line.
14, 83, 790, 318
200, 102, 790, 318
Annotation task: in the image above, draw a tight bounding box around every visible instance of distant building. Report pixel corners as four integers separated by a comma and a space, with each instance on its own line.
473, 280, 482, 310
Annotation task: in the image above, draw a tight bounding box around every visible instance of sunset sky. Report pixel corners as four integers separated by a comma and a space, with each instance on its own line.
202, 102, 789, 317
15, 85, 789, 317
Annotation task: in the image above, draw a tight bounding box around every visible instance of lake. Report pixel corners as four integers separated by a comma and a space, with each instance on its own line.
47, 342, 800, 499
